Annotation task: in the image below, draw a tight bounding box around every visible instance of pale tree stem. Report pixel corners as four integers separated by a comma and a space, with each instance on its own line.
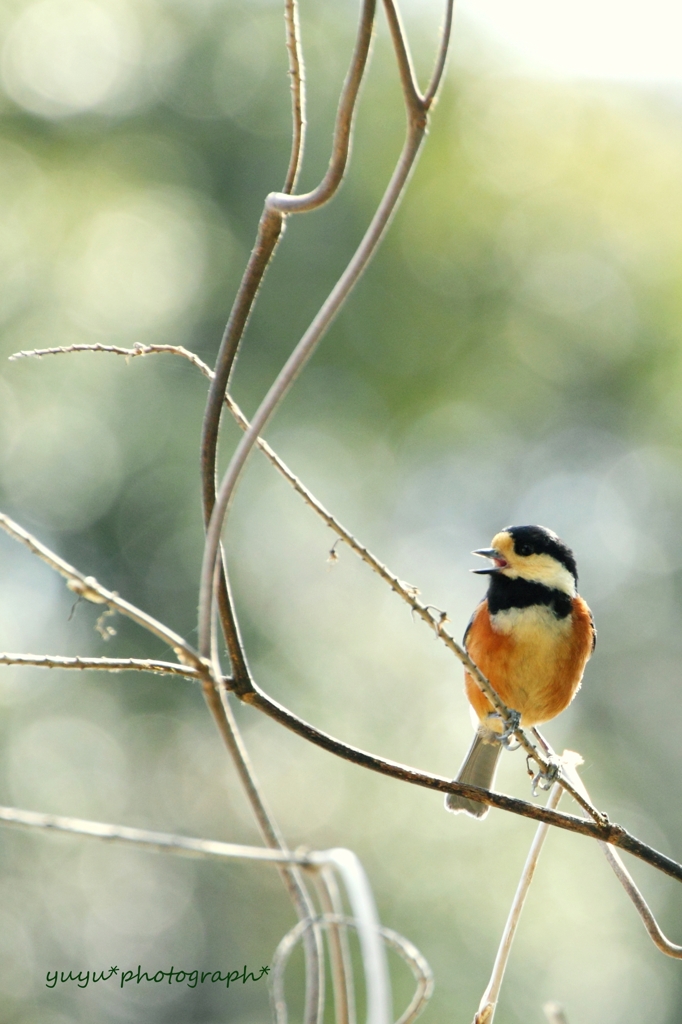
473, 780, 564, 1024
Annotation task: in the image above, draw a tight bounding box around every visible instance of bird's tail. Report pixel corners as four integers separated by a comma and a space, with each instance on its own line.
445, 725, 503, 819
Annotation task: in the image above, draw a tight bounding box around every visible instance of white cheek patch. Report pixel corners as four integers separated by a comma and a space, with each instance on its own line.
504, 556, 576, 596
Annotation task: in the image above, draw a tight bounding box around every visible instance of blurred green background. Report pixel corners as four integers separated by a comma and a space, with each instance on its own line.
2, 0, 682, 1021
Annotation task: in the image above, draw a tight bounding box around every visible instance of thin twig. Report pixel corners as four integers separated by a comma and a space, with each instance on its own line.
199, 117, 430, 664
602, 843, 682, 957
0, 804, 312, 863
380, 925, 434, 1024
381, 0, 422, 113
266, 0, 376, 215
8, 342, 211, 375
311, 867, 356, 1024
474, 778, 565, 1024
1, 506, 682, 887
0, 506, 323, 1018
309, 847, 392, 1024
200, 0, 377, 692
282, 0, 306, 195
0, 513, 204, 673
272, 914, 433, 1024
4, 345, 645, 825
423, 0, 455, 107
204, 679, 326, 1024
563, 763, 682, 959
0, 653, 200, 678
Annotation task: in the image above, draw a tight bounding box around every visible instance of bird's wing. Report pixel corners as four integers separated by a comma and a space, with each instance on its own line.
463, 600, 486, 649
589, 607, 597, 652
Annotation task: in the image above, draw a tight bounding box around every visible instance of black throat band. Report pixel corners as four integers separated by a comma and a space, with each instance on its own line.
487, 574, 572, 619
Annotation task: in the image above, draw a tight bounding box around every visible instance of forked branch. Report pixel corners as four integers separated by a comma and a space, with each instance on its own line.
4, 344, 647, 826
0, 513, 204, 672
200, 0, 378, 693
2, 511, 682, 887
199, 0, 455, 675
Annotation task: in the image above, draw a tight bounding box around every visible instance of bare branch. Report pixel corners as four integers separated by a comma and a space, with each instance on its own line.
13, 345, 252, 692
0, 804, 311, 864
474, 780, 565, 1024
10, 344, 623, 822
200, 0, 377, 695
312, 867, 356, 1024
602, 842, 682, 959
200, 206, 284, 687
2, 504, 682, 890
563, 763, 682, 959
380, 925, 434, 1024
0, 512, 322, 991
4, 535, 674, 893
273, 913, 434, 1024
424, 0, 455, 107
9, 341, 207, 373
381, 0, 422, 113
199, 679, 325, 1024
282, 0, 307, 195
310, 847, 392, 1024
200, 123, 426, 664
242, 686, 682, 885
267, 0, 376, 215
0, 512, 204, 672
0, 653, 200, 678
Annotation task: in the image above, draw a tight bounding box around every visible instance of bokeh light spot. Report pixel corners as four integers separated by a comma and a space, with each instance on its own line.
1, 0, 140, 118
60, 189, 207, 335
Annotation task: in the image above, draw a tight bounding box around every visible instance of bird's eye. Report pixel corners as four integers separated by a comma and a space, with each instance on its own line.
517, 543, 532, 557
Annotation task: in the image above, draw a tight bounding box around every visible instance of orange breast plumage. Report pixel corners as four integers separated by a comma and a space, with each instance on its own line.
464, 596, 594, 728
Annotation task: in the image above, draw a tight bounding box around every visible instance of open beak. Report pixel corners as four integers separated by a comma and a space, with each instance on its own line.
471, 547, 508, 574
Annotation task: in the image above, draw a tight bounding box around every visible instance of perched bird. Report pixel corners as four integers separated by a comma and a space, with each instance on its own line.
446, 524, 595, 818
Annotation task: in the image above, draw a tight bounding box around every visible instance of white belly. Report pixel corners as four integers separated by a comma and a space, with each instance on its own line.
489, 603, 571, 639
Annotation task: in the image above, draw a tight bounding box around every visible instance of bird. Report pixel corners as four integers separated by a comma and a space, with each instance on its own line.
445, 524, 595, 818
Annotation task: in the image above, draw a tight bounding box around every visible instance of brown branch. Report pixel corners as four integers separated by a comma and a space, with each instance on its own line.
3, 641, 681, 889
198, 93, 432, 666
0, 507, 323, 1022
1, 504, 681, 889
266, 0, 376, 215
282, 0, 306, 195
200, 0, 377, 695
201, 207, 282, 688
13, 342, 603, 821
239, 684, 682, 885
